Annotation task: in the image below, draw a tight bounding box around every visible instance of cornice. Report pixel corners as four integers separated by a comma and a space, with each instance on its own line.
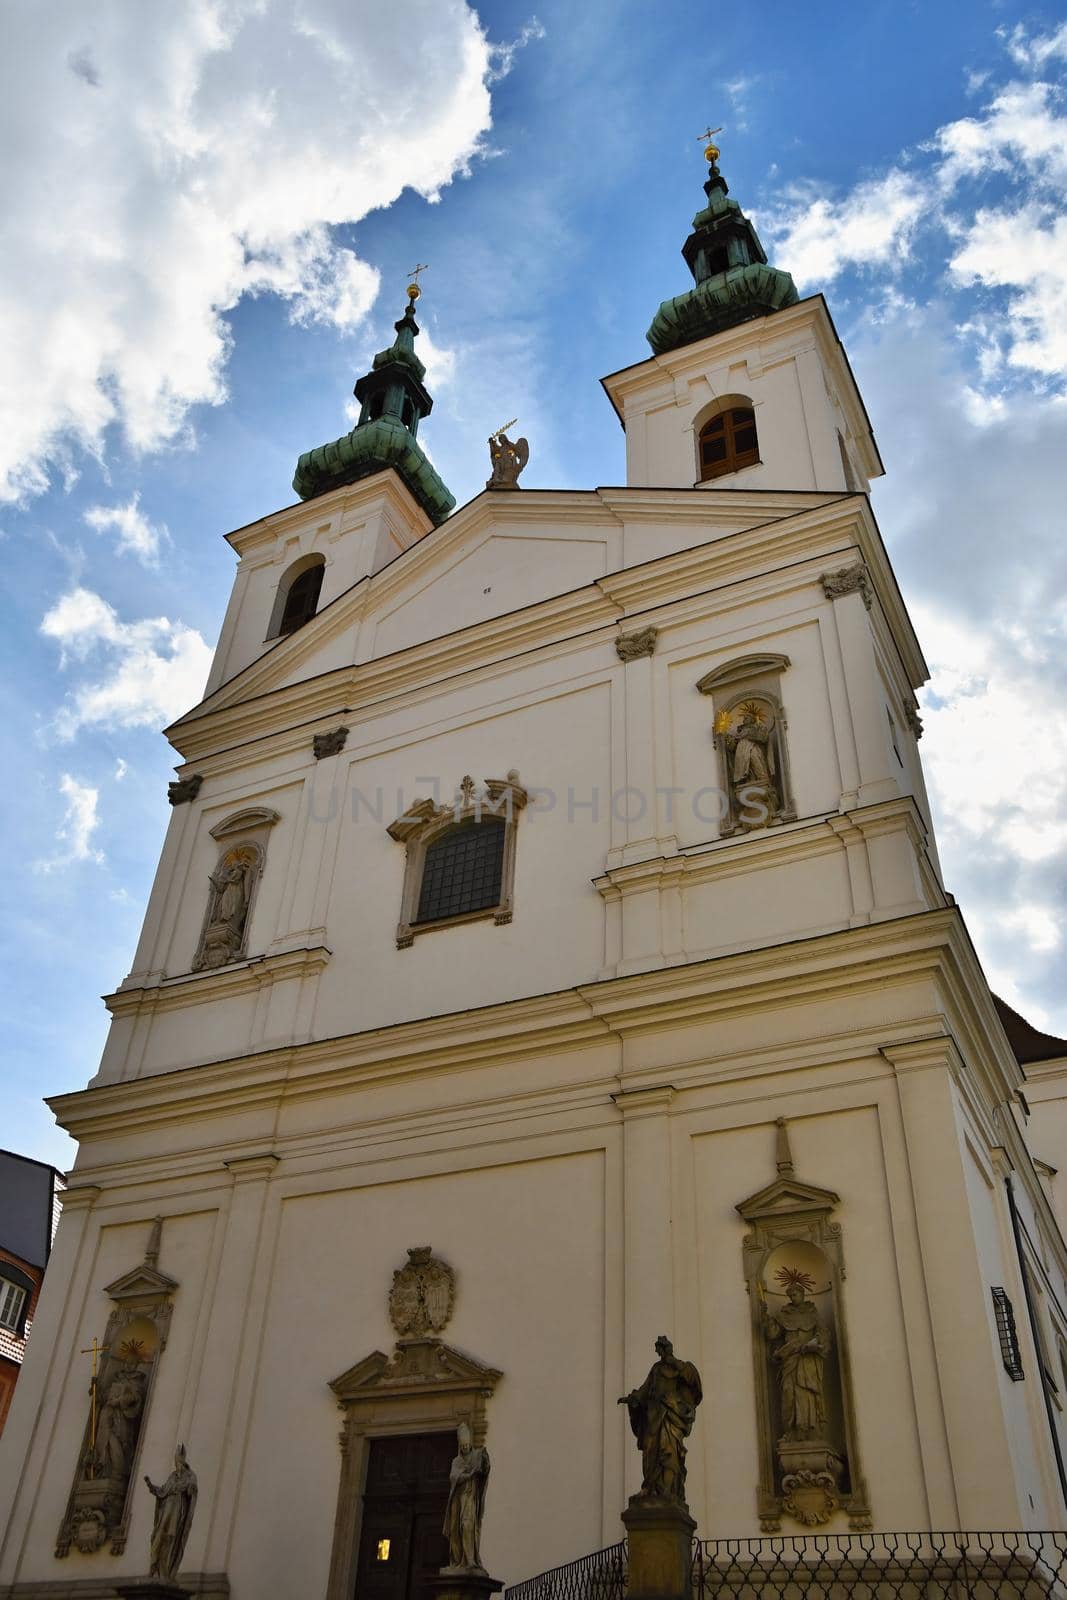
50, 907, 1002, 1148
106, 943, 331, 1018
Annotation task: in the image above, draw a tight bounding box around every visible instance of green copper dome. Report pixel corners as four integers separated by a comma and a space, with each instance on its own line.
293, 294, 455, 525
646, 153, 798, 356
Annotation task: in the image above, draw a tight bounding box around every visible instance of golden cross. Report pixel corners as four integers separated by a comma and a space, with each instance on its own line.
697, 125, 723, 144
407, 262, 429, 287
79, 1336, 107, 1477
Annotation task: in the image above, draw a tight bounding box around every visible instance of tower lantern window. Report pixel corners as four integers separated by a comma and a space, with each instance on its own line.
698, 406, 759, 481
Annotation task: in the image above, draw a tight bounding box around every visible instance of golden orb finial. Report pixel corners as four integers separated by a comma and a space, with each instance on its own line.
406, 261, 429, 302
698, 125, 723, 164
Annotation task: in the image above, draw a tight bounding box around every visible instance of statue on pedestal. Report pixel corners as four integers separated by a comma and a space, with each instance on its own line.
442, 1423, 490, 1574
145, 1445, 197, 1580
486, 426, 528, 490
619, 1336, 703, 1504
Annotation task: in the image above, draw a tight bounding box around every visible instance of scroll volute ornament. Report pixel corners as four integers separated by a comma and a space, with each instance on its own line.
736, 1120, 871, 1533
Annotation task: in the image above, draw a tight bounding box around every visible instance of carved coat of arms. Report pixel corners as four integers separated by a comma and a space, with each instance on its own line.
388, 1246, 456, 1337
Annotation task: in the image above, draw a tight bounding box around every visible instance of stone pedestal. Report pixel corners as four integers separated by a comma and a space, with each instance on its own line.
621, 1496, 696, 1600
429, 1570, 505, 1600
113, 1580, 192, 1600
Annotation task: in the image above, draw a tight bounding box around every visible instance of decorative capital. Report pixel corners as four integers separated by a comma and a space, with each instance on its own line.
313, 725, 349, 760
616, 625, 659, 662
904, 704, 924, 739
820, 564, 872, 610
167, 774, 203, 806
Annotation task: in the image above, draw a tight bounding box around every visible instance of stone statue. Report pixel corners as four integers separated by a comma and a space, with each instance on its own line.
486, 429, 528, 490
93, 1359, 146, 1480
145, 1445, 197, 1580
720, 701, 782, 828
442, 1422, 490, 1572
619, 1336, 703, 1503
765, 1283, 830, 1436
196, 849, 255, 970
727, 711, 773, 788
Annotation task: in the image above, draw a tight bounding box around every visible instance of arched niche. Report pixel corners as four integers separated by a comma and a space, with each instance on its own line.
266, 552, 326, 640
192, 807, 280, 972
736, 1119, 870, 1533
697, 655, 795, 836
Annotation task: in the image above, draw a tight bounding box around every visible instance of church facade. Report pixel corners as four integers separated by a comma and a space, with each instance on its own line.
3, 145, 1067, 1600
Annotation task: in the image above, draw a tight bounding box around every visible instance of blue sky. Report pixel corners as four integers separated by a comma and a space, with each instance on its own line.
3, 0, 1067, 1167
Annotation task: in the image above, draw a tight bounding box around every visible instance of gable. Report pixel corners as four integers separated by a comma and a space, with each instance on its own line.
173, 486, 849, 727
369, 525, 613, 658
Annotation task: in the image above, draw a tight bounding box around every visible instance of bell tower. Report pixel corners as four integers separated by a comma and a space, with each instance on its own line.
603, 138, 883, 497
293, 279, 455, 526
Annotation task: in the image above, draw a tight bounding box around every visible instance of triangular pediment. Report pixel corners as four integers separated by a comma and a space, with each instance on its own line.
330, 1338, 503, 1405
103, 1262, 179, 1302
170, 485, 841, 735
736, 1175, 840, 1223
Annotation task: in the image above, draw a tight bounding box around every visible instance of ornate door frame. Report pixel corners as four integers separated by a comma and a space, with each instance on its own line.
325, 1338, 503, 1600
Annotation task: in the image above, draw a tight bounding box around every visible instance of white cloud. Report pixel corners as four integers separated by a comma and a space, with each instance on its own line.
0, 1, 495, 502
935, 80, 1067, 188
40, 586, 212, 737
950, 204, 1067, 375
1003, 21, 1067, 71
114, 758, 128, 781
853, 296, 1067, 1025
764, 170, 925, 287
83, 493, 168, 565
488, 17, 545, 83
34, 774, 104, 872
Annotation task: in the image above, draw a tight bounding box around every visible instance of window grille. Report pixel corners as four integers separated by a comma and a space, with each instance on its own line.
0, 1279, 27, 1332
992, 1286, 1025, 1380
415, 818, 505, 925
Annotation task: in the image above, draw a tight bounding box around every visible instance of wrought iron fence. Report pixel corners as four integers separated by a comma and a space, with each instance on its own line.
507, 1532, 1067, 1600
692, 1532, 1067, 1600
506, 1539, 627, 1600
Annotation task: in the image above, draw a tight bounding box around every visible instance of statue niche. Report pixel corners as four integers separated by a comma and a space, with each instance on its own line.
696, 654, 795, 837
56, 1220, 178, 1559
193, 842, 262, 971
737, 1120, 870, 1533
714, 695, 788, 833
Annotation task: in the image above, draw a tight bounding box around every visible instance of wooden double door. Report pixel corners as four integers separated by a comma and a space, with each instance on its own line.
355, 1431, 454, 1600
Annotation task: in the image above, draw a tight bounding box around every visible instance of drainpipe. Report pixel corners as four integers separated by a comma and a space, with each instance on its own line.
1005, 1173, 1067, 1512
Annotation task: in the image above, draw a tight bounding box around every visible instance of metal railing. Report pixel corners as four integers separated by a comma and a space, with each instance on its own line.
506, 1540, 627, 1600
691, 1532, 1067, 1600
507, 1532, 1067, 1600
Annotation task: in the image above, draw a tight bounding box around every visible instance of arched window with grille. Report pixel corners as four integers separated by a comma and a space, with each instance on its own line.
697, 405, 759, 482
268, 554, 325, 639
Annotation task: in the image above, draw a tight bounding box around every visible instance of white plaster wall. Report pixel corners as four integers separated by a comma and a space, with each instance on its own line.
314, 677, 613, 1037
607, 304, 877, 497
226, 1150, 608, 1593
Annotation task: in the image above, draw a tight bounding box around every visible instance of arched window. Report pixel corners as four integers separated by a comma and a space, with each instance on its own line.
698, 405, 759, 481
415, 817, 506, 925
269, 555, 325, 639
